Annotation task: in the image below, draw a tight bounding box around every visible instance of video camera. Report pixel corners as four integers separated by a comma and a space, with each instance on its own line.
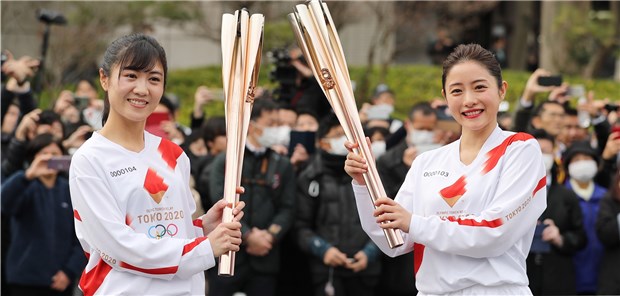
267, 48, 298, 103
38, 9, 67, 25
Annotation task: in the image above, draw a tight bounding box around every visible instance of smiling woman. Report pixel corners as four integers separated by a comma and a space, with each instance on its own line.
67, 33, 245, 296
344, 44, 547, 295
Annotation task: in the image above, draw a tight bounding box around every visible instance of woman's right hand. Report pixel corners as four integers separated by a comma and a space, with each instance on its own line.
373, 197, 412, 233
25, 153, 55, 180
344, 140, 369, 185
209, 221, 242, 257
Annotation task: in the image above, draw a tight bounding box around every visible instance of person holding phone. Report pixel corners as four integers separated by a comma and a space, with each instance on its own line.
344, 44, 547, 295
1, 133, 86, 296
514, 69, 568, 136
68, 33, 244, 295
1, 50, 39, 124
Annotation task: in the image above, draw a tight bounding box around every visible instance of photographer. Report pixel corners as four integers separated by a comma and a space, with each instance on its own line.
1, 50, 39, 124
270, 47, 331, 120
1, 133, 86, 296
74, 78, 104, 130
1, 109, 64, 181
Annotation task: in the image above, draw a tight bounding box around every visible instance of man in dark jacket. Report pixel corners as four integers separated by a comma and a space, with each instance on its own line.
372, 102, 440, 296
295, 114, 381, 296
596, 170, 620, 295
208, 99, 296, 296
527, 130, 587, 295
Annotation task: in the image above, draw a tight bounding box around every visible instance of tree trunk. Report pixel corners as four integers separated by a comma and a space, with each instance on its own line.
585, 1, 619, 79
539, 1, 562, 72
612, 1, 620, 82
507, 2, 534, 70
583, 46, 612, 79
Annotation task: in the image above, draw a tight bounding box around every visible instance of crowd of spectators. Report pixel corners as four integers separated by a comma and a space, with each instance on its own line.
1, 45, 619, 296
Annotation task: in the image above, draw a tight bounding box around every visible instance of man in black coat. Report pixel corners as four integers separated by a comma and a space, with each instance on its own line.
208, 99, 296, 296
295, 114, 381, 296
526, 129, 587, 295
596, 170, 620, 295
373, 102, 440, 296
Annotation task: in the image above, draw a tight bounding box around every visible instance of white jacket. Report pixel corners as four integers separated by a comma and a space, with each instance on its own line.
354, 127, 547, 295
70, 132, 214, 296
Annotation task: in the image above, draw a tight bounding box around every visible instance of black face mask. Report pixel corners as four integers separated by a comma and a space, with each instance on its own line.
320, 149, 347, 172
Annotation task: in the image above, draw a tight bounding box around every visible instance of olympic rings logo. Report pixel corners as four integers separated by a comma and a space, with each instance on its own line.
148, 224, 178, 239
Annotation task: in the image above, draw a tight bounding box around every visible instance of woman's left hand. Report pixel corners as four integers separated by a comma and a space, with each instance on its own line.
202, 187, 245, 235
373, 197, 412, 233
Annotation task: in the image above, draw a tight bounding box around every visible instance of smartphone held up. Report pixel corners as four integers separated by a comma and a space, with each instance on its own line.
537, 75, 562, 87
47, 155, 72, 172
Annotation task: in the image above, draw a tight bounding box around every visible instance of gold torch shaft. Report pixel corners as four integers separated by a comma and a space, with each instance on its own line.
219, 9, 264, 276
288, 0, 403, 248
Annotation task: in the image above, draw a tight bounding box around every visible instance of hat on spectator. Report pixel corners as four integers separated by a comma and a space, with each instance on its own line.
562, 140, 600, 170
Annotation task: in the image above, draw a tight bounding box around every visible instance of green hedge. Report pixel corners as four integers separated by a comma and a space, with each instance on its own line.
38, 65, 619, 126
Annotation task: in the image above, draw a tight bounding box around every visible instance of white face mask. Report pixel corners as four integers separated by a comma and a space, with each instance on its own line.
371, 141, 387, 158
257, 126, 281, 148
328, 135, 349, 156
366, 104, 394, 120
568, 159, 598, 182
542, 154, 555, 172
274, 125, 291, 146
409, 129, 435, 146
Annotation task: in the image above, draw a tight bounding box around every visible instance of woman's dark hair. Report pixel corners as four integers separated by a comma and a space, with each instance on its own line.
202, 116, 226, 147
100, 33, 168, 126
442, 44, 503, 93
26, 133, 65, 164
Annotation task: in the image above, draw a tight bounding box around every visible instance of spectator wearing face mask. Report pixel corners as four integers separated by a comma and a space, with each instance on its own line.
527, 129, 586, 295
378, 102, 440, 196
208, 98, 296, 296
371, 102, 441, 296
563, 141, 607, 295
295, 113, 381, 296
359, 85, 402, 135
287, 109, 319, 175
365, 126, 390, 159
270, 105, 297, 156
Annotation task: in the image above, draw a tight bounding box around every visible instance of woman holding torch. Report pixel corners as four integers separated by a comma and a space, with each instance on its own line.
345, 44, 547, 295
69, 33, 244, 296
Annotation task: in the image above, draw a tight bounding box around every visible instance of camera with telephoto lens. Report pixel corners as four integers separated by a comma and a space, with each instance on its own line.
37, 9, 67, 25
267, 48, 298, 103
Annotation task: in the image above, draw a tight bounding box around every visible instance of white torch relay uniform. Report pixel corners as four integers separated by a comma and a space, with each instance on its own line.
354, 126, 547, 295
69, 132, 215, 296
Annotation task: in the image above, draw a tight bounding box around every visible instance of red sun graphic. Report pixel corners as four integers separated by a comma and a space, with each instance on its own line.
143, 168, 168, 204
439, 176, 467, 207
